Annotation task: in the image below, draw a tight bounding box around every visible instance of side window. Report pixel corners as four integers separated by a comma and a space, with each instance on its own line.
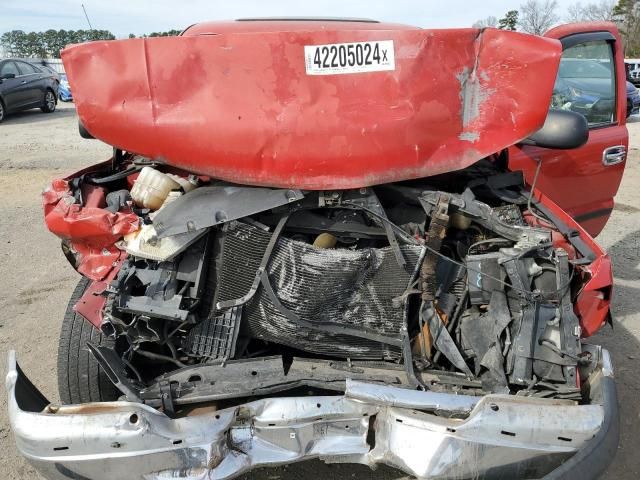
0, 61, 20, 77
551, 40, 616, 127
16, 62, 38, 75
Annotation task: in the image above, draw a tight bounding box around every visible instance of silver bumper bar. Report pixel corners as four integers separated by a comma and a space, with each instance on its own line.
6, 350, 614, 480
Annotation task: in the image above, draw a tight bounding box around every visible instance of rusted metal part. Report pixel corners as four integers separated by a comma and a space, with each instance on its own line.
420, 193, 450, 302
62, 27, 561, 189
415, 194, 450, 359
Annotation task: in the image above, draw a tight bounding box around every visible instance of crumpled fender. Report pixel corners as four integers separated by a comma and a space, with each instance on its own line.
62, 27, 562, 189
43, 178, 139, 281
532, 190, 612, 337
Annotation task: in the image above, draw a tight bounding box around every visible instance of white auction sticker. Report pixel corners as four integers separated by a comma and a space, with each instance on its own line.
304, 40, 395, 75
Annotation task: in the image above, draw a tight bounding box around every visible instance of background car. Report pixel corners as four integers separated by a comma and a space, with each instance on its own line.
57, 73, 72, 102
625, 60, 640, 87
551, 58, 640, 120
627, 80, 640, 117
0, 58, 58, 123
552, 58, 616, 123
33, 64, 61, 84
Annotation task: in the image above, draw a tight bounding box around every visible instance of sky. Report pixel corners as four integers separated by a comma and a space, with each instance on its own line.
0, 0, 586, 38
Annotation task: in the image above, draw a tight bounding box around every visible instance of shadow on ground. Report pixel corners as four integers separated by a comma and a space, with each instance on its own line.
2, 106, 75, 125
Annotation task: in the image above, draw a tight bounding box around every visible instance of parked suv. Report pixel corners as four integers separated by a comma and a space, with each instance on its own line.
0, 58, 58, 123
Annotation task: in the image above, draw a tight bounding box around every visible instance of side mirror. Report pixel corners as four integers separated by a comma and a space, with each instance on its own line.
521, 109, 588, 150
1, 73, 16, 80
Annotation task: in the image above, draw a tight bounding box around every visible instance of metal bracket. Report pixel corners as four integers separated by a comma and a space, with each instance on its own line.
158, 380, 176, 417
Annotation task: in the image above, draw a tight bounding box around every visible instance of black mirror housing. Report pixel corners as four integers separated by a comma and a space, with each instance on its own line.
1, 73, 16, 80
521, 109, 589, 150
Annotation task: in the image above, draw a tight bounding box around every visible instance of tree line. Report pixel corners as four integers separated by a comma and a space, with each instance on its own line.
473, 0, 640, 56
0, 29, 181, 59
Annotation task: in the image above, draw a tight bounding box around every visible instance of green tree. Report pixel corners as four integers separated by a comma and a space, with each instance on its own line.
24, 31, 46, 57
498, 10, 520, 30
42, 29, 58, 56
0, 30, 26, 57
0, 29, 117, 58
129, 29, 181, 38
51, 30, 70, 57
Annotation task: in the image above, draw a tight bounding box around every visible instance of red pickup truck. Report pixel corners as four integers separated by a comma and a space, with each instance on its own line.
6, 19, 626, 480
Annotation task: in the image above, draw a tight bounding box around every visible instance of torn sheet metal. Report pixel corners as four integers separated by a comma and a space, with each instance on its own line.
62, 27, 561, 189
345, 379, 479, 414
7, 350, 608, 480
73, 271, 122, 329
43, 179, 139, 280
529, 190, 612, 337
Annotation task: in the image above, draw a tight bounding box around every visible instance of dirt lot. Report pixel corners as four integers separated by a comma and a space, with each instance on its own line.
0, 102, 639, 479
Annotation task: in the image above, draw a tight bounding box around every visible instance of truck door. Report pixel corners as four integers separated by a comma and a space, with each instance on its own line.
509, 23, 628, 237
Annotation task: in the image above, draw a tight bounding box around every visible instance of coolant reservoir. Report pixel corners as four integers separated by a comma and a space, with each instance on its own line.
130, 167, 181, 210
167, 174, 196, 193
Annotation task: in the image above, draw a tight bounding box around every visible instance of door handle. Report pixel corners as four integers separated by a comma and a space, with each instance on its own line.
20, 80, 26, 84
602, 145, 626, 166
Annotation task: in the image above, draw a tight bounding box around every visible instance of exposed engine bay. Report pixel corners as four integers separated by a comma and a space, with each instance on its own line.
8, 22, 624, 480
46, 152, 601, 414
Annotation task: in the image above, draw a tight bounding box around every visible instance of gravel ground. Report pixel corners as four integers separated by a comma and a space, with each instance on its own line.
0, 102, 639, 479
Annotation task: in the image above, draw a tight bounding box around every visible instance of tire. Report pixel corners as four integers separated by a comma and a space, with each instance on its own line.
0, 100, 5, 123
57, 277, 120, 404
41, 89, 56, 113
78, 120, 95, 139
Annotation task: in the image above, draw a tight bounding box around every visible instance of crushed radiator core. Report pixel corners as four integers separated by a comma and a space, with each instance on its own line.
215, 222, 423, 359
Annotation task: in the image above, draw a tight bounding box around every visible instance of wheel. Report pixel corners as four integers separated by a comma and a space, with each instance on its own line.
0, 100, 5, 123
41, 89, 56, 113
57, 277, 120, 403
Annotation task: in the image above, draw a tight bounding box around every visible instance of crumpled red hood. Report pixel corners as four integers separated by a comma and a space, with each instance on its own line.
62, 26, 561, 189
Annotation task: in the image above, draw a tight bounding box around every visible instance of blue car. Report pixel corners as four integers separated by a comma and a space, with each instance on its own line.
58, 73, 72, 102
627, 80, 640, 117
554, 59, 640, 119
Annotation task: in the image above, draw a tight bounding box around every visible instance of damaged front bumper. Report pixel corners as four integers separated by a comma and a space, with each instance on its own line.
6, 348, 617, 480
